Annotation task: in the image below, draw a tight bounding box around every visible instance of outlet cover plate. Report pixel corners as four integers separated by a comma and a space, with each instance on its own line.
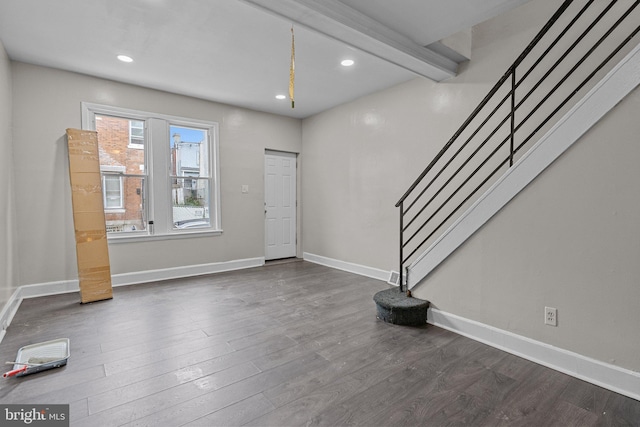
545, 306, 557, 326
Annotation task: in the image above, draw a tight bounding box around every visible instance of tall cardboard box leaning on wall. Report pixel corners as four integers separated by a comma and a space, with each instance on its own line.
66, 128, 113, 303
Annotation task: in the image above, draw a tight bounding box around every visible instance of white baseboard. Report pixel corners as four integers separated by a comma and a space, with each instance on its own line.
110, 257, 265, 286
0, 287, 22, 333
428, 308, 640, 401
0, 257, 265, 344
19, 280, 80, 298
303, 252, 389, 282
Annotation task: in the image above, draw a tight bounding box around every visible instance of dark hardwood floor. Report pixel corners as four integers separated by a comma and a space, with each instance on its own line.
0, 261, 638, 426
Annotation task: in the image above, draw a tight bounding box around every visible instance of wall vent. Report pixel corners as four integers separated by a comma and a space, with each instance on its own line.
387, 271, 400, 286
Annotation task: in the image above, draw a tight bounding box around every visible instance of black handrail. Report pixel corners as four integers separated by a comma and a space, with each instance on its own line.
395, 0, 574, 210
396, 0, 640, 291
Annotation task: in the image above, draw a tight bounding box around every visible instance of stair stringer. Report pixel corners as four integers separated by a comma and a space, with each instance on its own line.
408, 42, 640, 290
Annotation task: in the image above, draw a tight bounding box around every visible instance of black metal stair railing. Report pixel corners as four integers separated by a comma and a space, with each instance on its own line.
396, 0, 640, 291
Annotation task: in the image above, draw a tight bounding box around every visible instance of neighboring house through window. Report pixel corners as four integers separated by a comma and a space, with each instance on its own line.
170, 130, 212, 229
101, 165, 126, 211
103, 175, 123, 209
129, 119, 144, 149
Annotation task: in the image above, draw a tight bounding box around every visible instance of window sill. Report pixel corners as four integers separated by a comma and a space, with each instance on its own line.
107, 229, 223, 244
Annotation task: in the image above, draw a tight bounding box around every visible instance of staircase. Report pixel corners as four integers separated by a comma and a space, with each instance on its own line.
396, 0, 640, 291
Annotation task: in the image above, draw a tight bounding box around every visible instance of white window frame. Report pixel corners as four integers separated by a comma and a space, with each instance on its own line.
129, 119, 145, 149
101, 165, 126, 212
82, 102, 222, 242
103, 175, 123, 209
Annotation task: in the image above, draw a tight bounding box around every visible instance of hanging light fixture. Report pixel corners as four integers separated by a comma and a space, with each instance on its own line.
289, 25, 295, 108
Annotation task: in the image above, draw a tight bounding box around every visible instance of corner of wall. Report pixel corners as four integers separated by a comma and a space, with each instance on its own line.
0, 38, 18, 312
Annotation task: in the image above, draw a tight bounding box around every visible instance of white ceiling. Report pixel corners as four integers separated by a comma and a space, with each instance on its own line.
0, 0, 531, 119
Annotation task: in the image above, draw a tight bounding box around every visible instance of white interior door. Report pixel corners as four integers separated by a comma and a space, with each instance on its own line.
265, 150, 297, 260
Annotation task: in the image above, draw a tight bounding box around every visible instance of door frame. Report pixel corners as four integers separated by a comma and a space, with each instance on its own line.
264, 149, 298, 260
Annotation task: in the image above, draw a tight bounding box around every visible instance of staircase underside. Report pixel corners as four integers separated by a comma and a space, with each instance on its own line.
408, 42, 640, 290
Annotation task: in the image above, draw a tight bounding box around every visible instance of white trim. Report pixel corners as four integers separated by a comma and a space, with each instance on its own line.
20, 280, 80, 298
0, 287, 22, 334
0, 257, 264, 345
100, 165, 127, 173
303, 252, 389, 282
107, 229, 223, 244
110, 257, 264, 286
408, 43, 640, 288
428, 308, 640, 401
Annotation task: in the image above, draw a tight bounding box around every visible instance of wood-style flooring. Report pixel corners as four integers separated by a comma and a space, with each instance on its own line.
0, 260, 638, 426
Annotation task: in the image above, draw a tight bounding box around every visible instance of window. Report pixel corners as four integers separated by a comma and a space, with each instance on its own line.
129, 120, 144, 149
102, 174, 123, 209
82, 103, 221, 239
93, 114, 146, 233
170, 126, 211, 230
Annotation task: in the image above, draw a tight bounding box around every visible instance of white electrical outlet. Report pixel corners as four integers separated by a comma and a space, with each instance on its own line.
545, 306, 557, 326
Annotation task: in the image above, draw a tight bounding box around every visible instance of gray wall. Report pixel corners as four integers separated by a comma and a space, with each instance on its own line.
302, 0, 640, 373
414, 85, 640, 372
302, 0, 554, 272
0, 40, 16, 309
11, 63, 302, 286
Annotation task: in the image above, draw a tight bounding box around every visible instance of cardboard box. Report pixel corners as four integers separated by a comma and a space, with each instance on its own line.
69, 172, 104, 213
77, 266, 112, 303
67, 128, 113, 303
67, 130, 100, 174
75, 239, 110, 271
72, 211, 107, 234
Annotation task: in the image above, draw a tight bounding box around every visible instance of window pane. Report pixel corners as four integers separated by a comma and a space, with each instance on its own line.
170, 126, 208, 177
103, 175, 122, 209
130, 120, 144, 137
130, 120, 144, 147
104, 175, 147, 233
96, 115, 145, 175
172, 178, 210, 229
96, 114, 147, 234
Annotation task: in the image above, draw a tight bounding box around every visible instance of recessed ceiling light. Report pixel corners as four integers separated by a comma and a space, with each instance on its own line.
117, 55, 134, 63
275, 94, 286, 100
341, 59, 355, 67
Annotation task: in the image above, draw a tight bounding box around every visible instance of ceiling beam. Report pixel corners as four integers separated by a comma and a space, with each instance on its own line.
240, 0, 459, 81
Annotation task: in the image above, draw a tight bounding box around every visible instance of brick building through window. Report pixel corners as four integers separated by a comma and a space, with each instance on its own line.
95, 115, 146, 233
